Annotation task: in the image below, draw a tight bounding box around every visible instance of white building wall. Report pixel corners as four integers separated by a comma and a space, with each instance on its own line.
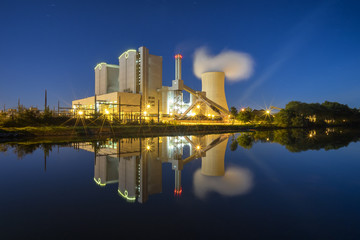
139, 46, 148, 98
106, 65, 119, 93
119, 55, 127, 92
93, 47, 162, 115
127, 52, 137, 93
95, 63, 108, 95
95, 63, 119, 95
147, 54, 162, 113
137, 46, 163, 114
161, 86, 169, 114
118, 50, 137, 93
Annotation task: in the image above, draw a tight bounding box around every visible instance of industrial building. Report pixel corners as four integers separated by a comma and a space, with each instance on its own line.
72, 46, 230, 121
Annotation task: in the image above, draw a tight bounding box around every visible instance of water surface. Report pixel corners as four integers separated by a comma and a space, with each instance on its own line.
1, 129, 360, 239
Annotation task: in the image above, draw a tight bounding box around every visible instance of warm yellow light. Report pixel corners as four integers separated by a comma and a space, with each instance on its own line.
170, 113, 173, 116
212, 115, 214, 118
241, 108, 245, 112
78, 111, 83, 115
118, 189, 136, 202
105, 109, 110, 115
143, 111, 147, 115
146, 104, 151, 109
196, 145, 201, 150
146, 145, 151, 150
266, 110, 270, 114
94, 178, 106, 187
118, 49, 137, 60
196, 105, 200, 109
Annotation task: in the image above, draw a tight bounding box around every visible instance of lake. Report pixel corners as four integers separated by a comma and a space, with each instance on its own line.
1, 128, 360, 239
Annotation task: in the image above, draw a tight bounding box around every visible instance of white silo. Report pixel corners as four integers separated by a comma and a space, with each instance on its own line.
201, 72, 229, 116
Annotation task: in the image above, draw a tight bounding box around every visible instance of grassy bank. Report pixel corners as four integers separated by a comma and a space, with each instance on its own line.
0, 123, 271, 141
2, 122, 359, 144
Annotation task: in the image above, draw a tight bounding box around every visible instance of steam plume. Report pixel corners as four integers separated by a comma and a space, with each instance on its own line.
193, 47, 254, 81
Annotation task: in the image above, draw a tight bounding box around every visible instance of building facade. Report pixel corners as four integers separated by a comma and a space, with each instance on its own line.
73, 46, 162, 117
72, 46, 230, 120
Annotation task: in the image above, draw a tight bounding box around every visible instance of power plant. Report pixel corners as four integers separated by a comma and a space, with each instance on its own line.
72, 46, 231, 120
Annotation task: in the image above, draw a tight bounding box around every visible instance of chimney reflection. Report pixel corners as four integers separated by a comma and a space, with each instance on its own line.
77, 134, 231, 203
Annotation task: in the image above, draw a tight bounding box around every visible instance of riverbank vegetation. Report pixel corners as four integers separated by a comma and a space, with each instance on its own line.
2, 128, 360, 159
0, 101, 359, 139
233, 128, 360, 152
232, 101, 360, 127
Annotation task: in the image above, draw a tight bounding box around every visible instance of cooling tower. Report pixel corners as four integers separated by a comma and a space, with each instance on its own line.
201, 72, 229, 116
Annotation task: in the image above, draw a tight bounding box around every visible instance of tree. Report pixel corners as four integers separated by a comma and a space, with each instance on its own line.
236, 107, 253, 123
230, 106, 238, 118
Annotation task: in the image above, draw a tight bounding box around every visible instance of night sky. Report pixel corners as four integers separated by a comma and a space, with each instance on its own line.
1, 0, 360, 110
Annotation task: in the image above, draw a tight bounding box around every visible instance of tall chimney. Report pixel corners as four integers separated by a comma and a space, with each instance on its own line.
175, 54, 182, 80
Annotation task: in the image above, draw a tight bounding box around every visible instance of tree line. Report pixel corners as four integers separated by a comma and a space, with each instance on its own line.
231, 128, 360, 152
230, 101, 360, 127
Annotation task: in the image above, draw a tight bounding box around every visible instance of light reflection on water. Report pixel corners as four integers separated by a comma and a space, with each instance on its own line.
1, 128, 360, 239
83, 134, 243, 203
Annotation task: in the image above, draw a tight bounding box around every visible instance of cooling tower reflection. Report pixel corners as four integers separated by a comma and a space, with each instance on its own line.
75, 134, 253, 203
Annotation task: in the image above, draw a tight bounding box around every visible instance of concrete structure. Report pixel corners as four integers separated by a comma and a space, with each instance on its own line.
201, 72, 229, 116
73, 47, 231, 120
165, 58, 230, 119
74, 46, 162, 117
118, 47, 162, 112
95, 63, 119, 95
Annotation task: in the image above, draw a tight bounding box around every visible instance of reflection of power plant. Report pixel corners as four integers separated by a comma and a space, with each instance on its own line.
76, 134, 230, 203
72, 46, 230, 120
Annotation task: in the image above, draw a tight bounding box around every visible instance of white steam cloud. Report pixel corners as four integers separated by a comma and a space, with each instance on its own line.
193, 47, 254, 82
193, 167, 253, 200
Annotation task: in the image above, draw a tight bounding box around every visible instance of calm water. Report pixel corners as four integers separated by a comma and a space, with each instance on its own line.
1, 129, 360, 239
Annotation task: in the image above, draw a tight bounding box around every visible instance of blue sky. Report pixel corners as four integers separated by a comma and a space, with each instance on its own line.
1, 0, 359, 110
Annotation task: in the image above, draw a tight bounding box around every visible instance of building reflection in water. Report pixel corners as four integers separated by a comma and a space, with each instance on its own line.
75, 134, 252, 203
